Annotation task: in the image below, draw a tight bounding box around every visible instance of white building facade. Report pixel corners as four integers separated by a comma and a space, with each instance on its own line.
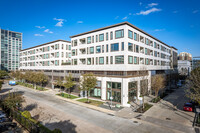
20, 22, 178, 107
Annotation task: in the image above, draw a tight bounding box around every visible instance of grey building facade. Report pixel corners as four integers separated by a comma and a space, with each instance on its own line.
0, 29, 22, 71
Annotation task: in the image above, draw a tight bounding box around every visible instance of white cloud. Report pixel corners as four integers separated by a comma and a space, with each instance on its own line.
139, 2, 142, 6
77, 21, 83, 24
34, 34, 43, 36
129, 13, 132, 15
44, 29, 53, 33
35, 26, 45, 29
122, 16, 128, 20
115, 16, 119, 19
136, 8, 162, 15
154, 29, 165, 32
193, 10, 199, 14
146, 3, 158, 8
53, 18, 66, 27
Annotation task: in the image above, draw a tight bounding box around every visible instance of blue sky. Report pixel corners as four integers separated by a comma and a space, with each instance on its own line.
0, 0, 200, 56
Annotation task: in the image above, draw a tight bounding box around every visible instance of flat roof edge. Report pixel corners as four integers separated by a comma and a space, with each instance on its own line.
21, 39, 71, 52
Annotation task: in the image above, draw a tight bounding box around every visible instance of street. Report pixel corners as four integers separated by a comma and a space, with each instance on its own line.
1, 84, 196, 133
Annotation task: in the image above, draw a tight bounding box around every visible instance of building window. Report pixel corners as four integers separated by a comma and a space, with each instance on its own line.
57, 52, 59, 57
128, 43, 133, 51
87, 36, 91, 44
90, 47, 94, 54
134, 57, 138, 64
55, 60, 58, 66
106, 33, 108, 40
102, 45, 104, 53
111, 43, 119, 52
87, 58, 91, 65
96, 46, 101, 53
128, 30, 133, 39
99, 57, 104, 64
74, 59, 77, 65
48, 46, 50, 51
115, 55, 124, 64
145, 48, 147, 55
69, 45, 71, 50
99, 34, 104, 42
72, 50, 75, 56
106, 44, 109, 52
115, 29, 124, 39
68, 53, 71, 58
154, 51, 157, 57
96, 57, 98, 65
146, 58, 149, 65
110, 56, 113, 64
145, 38, 149, 45
128, 56, 133, 64
106, 56, 108, 64
92, 36, 94, 43
134, 33, 137, 41
136, 45, 139, 53
154, 42, 157, 48
110, 32, 113, 40
121, 42, 124, 51
96, 35, 98, 42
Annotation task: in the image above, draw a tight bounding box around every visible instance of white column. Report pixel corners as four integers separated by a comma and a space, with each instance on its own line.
137, 79, 141, 99
101, 77, 107, 100
121, 78, 129, 107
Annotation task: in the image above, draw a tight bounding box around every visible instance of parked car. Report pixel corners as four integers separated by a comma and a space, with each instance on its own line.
183, 103, 193, 112
0, 117, 11, 123
8, 80, 16, 86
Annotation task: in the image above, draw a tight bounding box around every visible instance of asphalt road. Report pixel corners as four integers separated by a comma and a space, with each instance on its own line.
1, 84, 190, 133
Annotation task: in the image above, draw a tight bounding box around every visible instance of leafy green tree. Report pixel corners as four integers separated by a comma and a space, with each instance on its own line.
63, 73, 75, 97
56, 78, 63, 90
35, 72, 48, 87
2, 92, 24, 110
0, 70, 8, 79
79, 73, 97, 102
186, 67, 200, 104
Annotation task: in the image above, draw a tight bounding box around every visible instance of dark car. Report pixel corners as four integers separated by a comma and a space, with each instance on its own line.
183, 103, 193, 112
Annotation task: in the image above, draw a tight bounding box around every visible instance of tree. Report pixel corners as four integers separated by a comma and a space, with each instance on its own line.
56, 78, 63, 90
63, 73, 75, 97
35, 72, 48, 87
0, 70, 8, 79
185, 67, 200, 105
151, 74, 166, 97
2, 92, 24, 110
139, 67, 150, 110
79, 73, 97, 103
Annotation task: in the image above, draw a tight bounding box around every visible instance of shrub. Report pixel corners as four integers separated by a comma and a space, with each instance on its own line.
53, 129, 62, 133
151, 96, 161, 103
36, 86, 45, 91
22, 110, 31, 118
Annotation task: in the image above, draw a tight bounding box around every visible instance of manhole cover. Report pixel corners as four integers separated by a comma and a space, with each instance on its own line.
166, 118, 171, 120
133, 121, 138, 123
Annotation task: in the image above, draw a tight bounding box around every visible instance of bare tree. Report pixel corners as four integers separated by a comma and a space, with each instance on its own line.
185, 67, 200, 104
139, 67, 150, 110
151, 74, 166, 97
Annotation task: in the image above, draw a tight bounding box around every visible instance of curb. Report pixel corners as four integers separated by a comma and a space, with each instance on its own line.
55, 95, 115, 115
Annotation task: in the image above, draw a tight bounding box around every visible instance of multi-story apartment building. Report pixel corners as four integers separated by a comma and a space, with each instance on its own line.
0, 29, 22, 71
20, 22, 178, 106
20, 40, 71, 68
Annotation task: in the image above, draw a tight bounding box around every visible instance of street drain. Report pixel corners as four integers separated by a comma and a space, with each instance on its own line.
133, 121, 138, 123
166, 118, 171, 120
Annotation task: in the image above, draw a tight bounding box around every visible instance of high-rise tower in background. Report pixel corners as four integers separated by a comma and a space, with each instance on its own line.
0, 29, 22, 71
